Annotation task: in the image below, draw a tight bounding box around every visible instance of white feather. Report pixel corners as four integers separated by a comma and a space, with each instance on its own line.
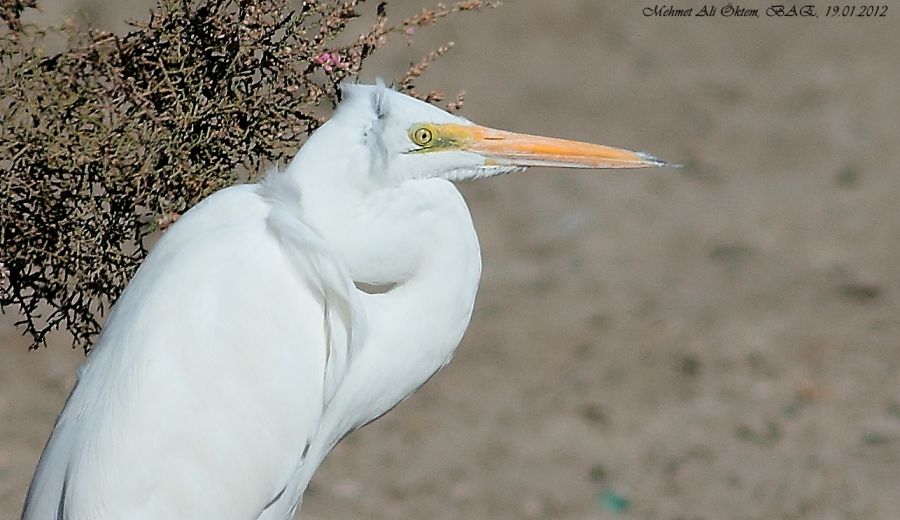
22, 83, 658, 519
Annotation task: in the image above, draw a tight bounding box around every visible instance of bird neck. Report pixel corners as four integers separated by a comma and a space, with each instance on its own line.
311, 178, 483, 447
358, 180, 482, 417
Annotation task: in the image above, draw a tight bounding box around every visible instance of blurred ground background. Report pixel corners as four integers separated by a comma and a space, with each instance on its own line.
2, 1, 900, 519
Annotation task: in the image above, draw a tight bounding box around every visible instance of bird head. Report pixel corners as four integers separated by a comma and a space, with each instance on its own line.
322, 82, 667, 184
282, 82, 668, 285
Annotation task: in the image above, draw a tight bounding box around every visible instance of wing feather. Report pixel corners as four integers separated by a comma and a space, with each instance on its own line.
23, 183, 358, 519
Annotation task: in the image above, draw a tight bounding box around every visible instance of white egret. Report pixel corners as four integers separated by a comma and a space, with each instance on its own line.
22, 83, 666, 519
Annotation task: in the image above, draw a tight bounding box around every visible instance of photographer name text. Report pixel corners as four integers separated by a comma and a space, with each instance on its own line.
642, 4, 888, 18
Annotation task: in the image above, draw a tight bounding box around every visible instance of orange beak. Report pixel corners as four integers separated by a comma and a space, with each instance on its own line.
443, 124, 667, 169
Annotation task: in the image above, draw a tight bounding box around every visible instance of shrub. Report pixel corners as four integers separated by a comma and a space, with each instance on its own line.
0, 0, 496, 352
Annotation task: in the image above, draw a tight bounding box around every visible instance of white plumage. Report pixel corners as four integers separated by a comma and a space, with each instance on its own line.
23, 83, 664, 519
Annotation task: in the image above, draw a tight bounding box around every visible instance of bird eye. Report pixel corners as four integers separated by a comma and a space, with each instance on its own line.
411, 126, 434, 146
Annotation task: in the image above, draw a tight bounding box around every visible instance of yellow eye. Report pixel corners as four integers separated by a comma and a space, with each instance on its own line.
411, 126, 434, 146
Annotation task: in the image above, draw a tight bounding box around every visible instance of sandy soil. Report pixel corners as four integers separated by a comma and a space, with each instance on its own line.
3, 1, 900, 519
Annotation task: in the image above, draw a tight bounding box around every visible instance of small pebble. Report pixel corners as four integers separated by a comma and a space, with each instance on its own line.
598, 488, 630, 513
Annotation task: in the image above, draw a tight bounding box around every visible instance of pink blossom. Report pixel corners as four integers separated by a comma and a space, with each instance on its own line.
311, 51, 350, 72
